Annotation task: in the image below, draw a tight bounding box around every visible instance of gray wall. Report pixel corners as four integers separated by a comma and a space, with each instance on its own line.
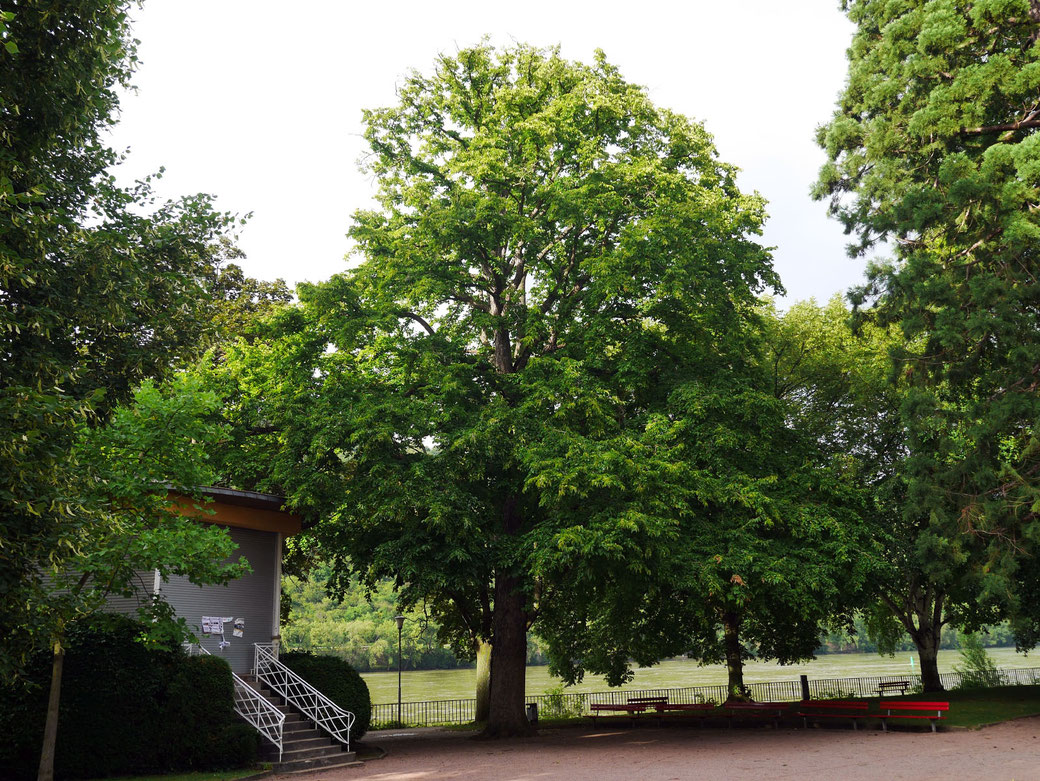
159, 525, 279, 674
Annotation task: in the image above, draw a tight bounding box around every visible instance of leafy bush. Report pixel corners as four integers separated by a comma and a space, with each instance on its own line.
0, 614, 255, 780
955, 633, 1002, 690
540, 684, 584, 719
164, 654, 258, 769
279, 651, 372, 740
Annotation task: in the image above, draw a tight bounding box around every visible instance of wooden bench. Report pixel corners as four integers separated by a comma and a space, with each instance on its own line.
588, 697, 711, 726
880, 701, 949, 732
720, 701, 791, 728
657, 702, 715, 713
876, 680, 911, 696
588, 701, 652, 726
627, 696, 670, 711
797, 699, 870, 730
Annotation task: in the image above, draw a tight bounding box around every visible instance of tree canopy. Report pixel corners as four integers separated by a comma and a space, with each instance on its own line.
0, 0, 243, 680
815, 0, 1040, 687
216, 41, 780, 735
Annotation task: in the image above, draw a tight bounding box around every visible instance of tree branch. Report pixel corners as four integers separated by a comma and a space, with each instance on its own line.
961, 113, 1040, 137
400, 311, 436, 336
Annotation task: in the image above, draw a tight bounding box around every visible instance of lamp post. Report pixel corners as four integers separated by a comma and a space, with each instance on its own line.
395, 614, 405, 726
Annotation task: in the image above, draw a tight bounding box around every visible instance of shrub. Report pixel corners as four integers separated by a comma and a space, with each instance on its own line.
955, 633, 1002, 690
0, 614, 254, 780
164, 654, 257, 769
279, 651, 372, 740
540, 684, 584, 719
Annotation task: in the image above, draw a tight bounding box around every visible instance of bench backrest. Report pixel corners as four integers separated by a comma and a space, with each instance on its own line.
883, 701, 949, 712
628, 697, 669, 705
799, 700, 869, 711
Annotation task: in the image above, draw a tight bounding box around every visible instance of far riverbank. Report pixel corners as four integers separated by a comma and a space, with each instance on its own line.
361, 646, 1036, 705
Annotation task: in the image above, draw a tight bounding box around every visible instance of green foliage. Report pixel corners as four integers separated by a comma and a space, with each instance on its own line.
281, 566, 549, 671
0, 614, 255, 780
818, 613, 1016, 655
278, 652, 372, 741
539, 684, 583, 720
214, 41, 778, 730
164, 655, 258, 770
815, 0, 1040, 656
537, 298, 880, 692
38, 376, 250, 645
955, 632, 1002, 689
0, 0, 243, 679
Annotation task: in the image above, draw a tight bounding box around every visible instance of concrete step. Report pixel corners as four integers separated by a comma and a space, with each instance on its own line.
282, 736, 334, 750
278, 743, 347, 762
283, 720, 320, 734
279, 756, 363, 775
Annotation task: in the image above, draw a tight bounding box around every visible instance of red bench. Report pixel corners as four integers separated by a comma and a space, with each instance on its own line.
880, 701, 949, 732
797, 699, 870, 730
588, 699, 656, 726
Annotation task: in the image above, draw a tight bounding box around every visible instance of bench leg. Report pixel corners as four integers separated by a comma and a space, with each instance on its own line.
851, 719, 858, 731
931, 720, 936, 733
881, 718, 888, 733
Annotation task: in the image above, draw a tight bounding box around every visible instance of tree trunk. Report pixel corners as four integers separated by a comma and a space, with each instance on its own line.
723, 610, 750, 701
893, 586, 946, 693
481, 571, 533, 737
37, 642, 64, 781
474, 639, 492, 723
912, 622, 944, 692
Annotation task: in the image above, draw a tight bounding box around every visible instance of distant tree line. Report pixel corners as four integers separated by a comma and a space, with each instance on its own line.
283, 569, 1016, 671
281, 565, 550, 672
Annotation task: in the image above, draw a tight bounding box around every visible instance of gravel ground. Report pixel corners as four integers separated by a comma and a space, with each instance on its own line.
276, 717, 1040, 781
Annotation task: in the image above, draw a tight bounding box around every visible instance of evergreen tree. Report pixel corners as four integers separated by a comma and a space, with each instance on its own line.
815, 0, 1040, 688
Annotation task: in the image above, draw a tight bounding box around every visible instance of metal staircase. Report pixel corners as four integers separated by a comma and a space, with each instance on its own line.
243, 673, 361, 773
185, 642, 359, 772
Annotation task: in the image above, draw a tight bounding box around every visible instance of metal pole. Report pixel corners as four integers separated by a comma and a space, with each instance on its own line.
395, 615, 405, 725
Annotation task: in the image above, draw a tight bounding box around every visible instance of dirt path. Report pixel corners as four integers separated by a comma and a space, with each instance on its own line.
277, 718, 1040, 780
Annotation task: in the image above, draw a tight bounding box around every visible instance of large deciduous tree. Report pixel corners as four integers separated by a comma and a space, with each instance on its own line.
219, 43, 777, 735
815, 0, 1040, 686
1, 0, 241, 681
534, 299, 878, 699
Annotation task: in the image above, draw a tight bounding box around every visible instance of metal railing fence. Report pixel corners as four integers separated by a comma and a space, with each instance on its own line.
370, 665, 1040, 728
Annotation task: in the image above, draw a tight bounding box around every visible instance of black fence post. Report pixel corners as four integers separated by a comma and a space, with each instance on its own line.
800, 675, 810, 701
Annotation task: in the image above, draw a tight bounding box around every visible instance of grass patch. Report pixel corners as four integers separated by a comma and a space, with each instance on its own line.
97, 769, 264, 781
872, 684, 1040, 728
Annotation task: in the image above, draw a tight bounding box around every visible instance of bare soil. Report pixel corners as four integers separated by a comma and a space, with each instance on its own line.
276, 717, 1040, 780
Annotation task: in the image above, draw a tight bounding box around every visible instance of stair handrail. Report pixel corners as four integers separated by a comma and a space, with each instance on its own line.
184, 642, 285, 761
253, 642, 355, 751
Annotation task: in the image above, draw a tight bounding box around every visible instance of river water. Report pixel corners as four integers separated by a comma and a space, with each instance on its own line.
361, 647, 1038, 705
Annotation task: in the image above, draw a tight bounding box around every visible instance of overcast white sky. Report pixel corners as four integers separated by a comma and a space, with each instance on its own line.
107, 0, 865, 305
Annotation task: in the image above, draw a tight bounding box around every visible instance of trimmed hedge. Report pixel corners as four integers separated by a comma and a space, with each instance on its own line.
279, 651, 372, 740
0, 614, 257, 780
